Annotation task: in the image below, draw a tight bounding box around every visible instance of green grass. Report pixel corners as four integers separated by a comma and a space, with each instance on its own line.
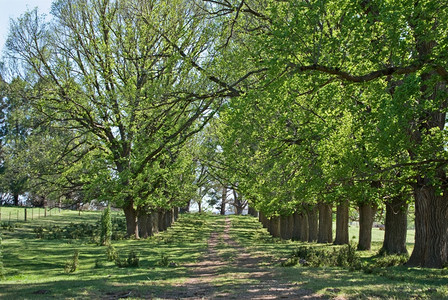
0, 206, 62, 223
0, 210, 218, 299
1, 211, 446, 299
228, 215, 448, 299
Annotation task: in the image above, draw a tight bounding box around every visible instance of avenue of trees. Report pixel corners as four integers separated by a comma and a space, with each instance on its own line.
1, 0, 447, 268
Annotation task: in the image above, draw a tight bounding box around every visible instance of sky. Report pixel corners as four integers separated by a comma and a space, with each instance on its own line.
0, 0, 53, 52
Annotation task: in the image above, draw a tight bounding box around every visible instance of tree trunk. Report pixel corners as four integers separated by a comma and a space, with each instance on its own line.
380, 196, 408, 255
280, 215, 292, 240
123, 201, 139, 238
259, 212, 268, 228
299, 213, 309, 242
221, 186, 227, 215
293, 212, 309, 242
292, 212, 301, 240
158, 210, 167, 232
358, 203, 377, 250
236, 206, 244, 215
13, 193, 19, 206
174, 207, 179, 221
179, 200, 190, 213
151, 211, 159, 234
138, 210, 149, 239
407, 184, 448, 268
317, 202, 333, 243
165, 209, 172, 229
307, 206, 319, 242
334, 200, 349, 245
197, 201, 202, 213
269, 216, 281, 238
248, 206, 258, 217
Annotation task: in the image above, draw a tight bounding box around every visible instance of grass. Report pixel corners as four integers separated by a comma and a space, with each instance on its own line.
0, 210, 446, 299
0, 206, 62, 223
0, 210, 217, 299
228, 215, 448, 299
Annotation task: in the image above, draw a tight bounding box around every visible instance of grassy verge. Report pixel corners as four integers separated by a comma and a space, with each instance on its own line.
0, 210, 216, 299
228, 215, 448, 300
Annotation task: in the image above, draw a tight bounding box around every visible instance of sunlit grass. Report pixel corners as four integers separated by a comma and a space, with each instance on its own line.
228, 215, 447, 300
1, 211, 446, 299
0, 210, 216, 299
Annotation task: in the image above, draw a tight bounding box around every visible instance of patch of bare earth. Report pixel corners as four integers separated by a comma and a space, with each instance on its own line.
160, 218, 327, 299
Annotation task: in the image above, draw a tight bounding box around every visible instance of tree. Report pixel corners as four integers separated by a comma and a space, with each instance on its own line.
6, 0, 234, 237
207, 0, 448, 267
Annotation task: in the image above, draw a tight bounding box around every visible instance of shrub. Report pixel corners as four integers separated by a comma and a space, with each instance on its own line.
94, 258, 103, 269
32, 218, 125, 241
156, 254, 171, 267
1, 222, 15, 232
100, 206, 112, 246
374, 254, 408, 268
284, 244, 361, 269
106, 244, 118, 261
114, 250, 140, 268
126, 250, 140, 267
64, 249, 79, 273
34, 226, 45, 239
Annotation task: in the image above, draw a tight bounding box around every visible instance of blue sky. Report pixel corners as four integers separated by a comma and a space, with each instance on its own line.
0, 0, 53, 52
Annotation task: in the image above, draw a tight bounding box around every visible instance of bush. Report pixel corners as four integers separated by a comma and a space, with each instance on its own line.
284, 244, 361, 269
106, 244, 118, 261
126, 250, 140, 267
100, 206, 112, 246
94, 258, 103, 269
114, 251, 140, 268
374, 254, 408, 268
1, 222, 15, 232
33, 218, 126, 241
64, 249, 79, 273
156, 254, 171, 267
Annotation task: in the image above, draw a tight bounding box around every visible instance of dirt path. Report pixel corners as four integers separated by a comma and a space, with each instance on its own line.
162, 217, 325, 299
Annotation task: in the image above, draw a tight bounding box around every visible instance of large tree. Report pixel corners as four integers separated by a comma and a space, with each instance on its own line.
5, 0, 238, 237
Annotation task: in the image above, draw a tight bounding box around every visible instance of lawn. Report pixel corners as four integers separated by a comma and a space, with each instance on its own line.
0, 210, 446, 299
228, 215, 447, 300
0, 209, 220, 299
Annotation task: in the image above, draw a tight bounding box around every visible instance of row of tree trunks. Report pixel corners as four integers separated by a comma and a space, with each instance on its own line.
134, 208, 177, 239
258, 198, 412, 259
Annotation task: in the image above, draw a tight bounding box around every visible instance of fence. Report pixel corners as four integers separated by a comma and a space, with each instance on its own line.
0, 206, 62, 223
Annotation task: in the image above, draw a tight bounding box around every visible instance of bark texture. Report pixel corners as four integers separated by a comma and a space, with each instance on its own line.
123, 201, 138, 238
357, 203, 377, 251
334, 200, 349, 245
269, 216, 281, 238
221, 186, 227, 215
381, 196, 408, 255
280, 215, 293, 240
307, 206, 319, 242
317, 203, 333, 243
407, 184, 448, 268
